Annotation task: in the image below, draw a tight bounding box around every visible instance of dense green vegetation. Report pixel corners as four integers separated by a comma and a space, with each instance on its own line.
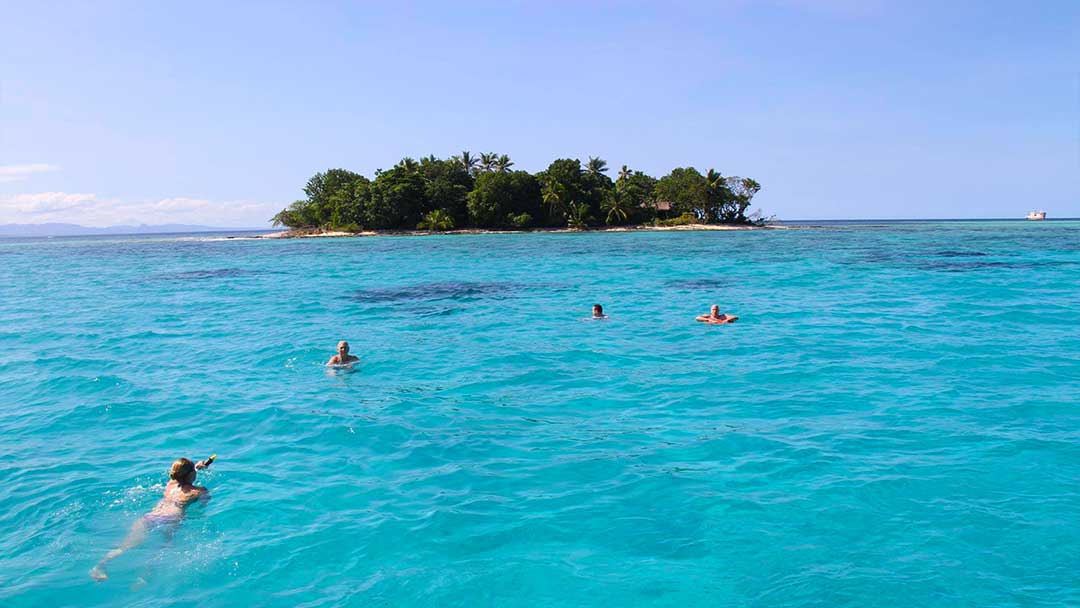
271, 153, 763, 231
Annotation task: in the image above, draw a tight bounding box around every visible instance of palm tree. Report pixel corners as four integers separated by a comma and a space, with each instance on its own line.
567, 201, 592, 230
586, 156, 608, 176
455, 151, 478, 175
617, 164, 631, 182
542, 180, 567, 220
705, 168, 727, 222
396, 157, 419, 173
271, 200, 314, 228
479, 152, 497, 173
601, 193, 629, 225
495, 154, 514, 173
271, 208, 298, 228
706, 168, 724, 189
417, 209, 455, 231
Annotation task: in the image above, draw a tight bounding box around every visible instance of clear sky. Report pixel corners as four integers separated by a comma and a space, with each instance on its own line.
1, 1, 1077, 226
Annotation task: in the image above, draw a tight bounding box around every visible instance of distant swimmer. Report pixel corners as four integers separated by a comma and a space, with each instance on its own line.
327, 340, 360, 366
90, 455, 215, 581
592, 304, 607, 319
696, 304, 738, 325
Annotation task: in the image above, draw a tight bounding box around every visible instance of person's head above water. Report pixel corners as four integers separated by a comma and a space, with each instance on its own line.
697, 305, 737, 324
328, 340, 359, 365
170, 458, 197, 485
593, 304, 604, 317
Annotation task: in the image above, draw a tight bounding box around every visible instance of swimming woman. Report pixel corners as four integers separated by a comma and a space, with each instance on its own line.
327, 340, 360, 366
90, 455, 214, 581
696, 304, 738, 324
592, 304, 607, 319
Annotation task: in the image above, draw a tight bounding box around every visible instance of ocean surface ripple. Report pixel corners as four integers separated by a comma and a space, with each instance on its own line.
1, 222, 1078, 607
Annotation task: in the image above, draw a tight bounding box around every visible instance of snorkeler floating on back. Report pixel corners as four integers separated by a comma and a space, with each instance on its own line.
326, 340, 360, 366
696, 304, 738, 325
90, 455, 214, 582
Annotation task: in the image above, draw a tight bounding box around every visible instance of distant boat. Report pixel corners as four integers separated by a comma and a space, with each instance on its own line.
1026, 210, 1046, 220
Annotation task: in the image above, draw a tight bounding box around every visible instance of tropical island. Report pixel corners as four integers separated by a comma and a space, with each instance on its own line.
270, 153, 766, 236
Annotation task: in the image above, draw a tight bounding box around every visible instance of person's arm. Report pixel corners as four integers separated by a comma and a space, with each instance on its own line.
195, 454, 215, 470
326, 355, 339, 366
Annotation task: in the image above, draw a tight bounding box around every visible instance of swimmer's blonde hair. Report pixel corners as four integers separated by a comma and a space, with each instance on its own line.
170, 458, 195, 482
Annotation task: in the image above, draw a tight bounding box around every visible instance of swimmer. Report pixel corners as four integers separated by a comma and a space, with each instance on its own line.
326, 340, 360, 366
696, 304, 738, 325
90, 455, 214, 581
592, 304, 607, 319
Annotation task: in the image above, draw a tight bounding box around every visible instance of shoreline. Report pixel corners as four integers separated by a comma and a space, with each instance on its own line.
256, 224, 785, 239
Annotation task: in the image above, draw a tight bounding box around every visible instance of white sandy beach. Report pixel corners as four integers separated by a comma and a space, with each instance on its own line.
258, 224, 782, 239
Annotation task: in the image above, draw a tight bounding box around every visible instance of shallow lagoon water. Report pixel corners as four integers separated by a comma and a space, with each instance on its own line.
1, 222, 1078, 606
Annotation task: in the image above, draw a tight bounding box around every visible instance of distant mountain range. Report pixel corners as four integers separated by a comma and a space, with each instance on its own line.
0, 223, 271, 237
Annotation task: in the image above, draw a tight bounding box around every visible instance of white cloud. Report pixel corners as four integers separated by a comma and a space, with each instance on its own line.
0, 192, 281, 227
0, 164, 60, 183
1, 191, 98, 214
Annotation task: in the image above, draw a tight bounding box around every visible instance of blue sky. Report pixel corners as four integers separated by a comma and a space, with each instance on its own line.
1, 1, 1077, 226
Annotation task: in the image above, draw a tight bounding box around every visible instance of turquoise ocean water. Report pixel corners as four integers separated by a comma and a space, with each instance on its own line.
1, 221, 1078, 606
